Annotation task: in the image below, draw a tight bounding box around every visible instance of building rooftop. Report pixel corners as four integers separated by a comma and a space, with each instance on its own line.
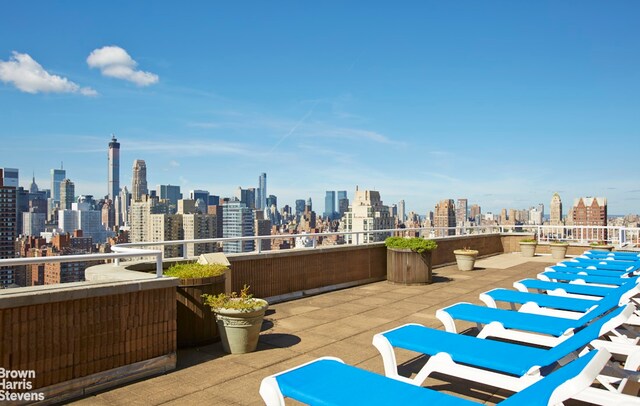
70, 253, 559, 406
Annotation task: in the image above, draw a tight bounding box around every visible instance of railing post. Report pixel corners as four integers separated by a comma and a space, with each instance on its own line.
257, 238, 262, 254
183, 242, 188, 259
312, 235, 317, 249
115, 258, 120, 266
156, 253, 163, 278
355, 233, 360, 246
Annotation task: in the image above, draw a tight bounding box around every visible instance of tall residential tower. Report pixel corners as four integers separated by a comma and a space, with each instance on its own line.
108, 135, 120, 200
256, 172, 267, 210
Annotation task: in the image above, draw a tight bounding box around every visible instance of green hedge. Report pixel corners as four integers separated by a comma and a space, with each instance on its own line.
165, 263, 227, 278
384, 237, 437, 253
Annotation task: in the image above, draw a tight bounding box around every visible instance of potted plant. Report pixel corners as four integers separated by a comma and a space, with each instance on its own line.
384, 237, 438, 284
590, 241, 614, 252
166, 262, 228, 348
203, 285, 269, 354
519, 238, 537, 257
549, 240, 569, 260
453, 247, 479, 271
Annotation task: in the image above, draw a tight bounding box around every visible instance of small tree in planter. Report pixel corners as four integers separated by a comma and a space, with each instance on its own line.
519, 238, 537, 257
166, 262, 227, 348
203, 285, 269, 354
384, 237, 438, 284
453, 247, 479, 271
549, 240, 569, 260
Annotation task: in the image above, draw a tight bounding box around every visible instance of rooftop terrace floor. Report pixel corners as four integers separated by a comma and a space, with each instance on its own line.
72, 253, 569, 405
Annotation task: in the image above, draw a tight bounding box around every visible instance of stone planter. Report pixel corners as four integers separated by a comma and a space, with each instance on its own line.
549, 243, 568, 260
590, 244, 614, 252
214, 299, 269, 354
386, 248, 433, 285
453, 249, 478, 271
176, 274, 226, 348
519, 242, 537, 257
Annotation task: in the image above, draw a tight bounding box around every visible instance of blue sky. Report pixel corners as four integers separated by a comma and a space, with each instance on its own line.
1, 1, 639, 215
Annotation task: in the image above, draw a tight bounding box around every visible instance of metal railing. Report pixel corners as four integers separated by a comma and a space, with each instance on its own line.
1, 224, 638, 286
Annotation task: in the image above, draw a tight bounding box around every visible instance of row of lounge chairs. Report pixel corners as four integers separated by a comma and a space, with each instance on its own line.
259, 249, 640, 405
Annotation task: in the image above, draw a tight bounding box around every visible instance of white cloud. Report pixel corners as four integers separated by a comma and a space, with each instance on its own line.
87, 46, 159, 86
0, 51, 97, 96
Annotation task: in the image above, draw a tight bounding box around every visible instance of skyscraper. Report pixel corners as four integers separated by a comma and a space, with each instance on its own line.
131, 159, 148, 202
0, 168, 18, 287
550, 193, 563, 226
256, 172, 267, 210
397, 199, 406, 223
295, 199, 305, 217
50, 165, 65, 203
324, 191, 336, 219
157, 184, 182, 205
223, 200, 255, 253
108, 135, 120, 200
456, 198, 468, 226
60, 179, 75, 210
28, 173, 38, 194
236, 187, 256, 210
337, 191, 349, 218
434, 199, 456, 236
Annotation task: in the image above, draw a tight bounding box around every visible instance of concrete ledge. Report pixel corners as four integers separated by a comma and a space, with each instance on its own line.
0, 275, 178, 309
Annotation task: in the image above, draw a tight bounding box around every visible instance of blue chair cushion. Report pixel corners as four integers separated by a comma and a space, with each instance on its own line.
484, 289, 598, 312
442, 303, 580, 336
275, 358, 476, 406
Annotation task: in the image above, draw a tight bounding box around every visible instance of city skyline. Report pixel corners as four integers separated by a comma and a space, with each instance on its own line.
1, 2, 639, 214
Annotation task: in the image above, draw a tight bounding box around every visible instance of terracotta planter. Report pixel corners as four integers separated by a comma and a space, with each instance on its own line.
519, 242, 537, 257
386, 248, 433, 284
453, 249, 478, 271
549, 244, 568, 260
214, 299, 269, 354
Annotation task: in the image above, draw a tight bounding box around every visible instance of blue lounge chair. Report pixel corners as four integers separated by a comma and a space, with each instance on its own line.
437, 287, 639, 349
514, 278, 622, 296
559, 259, 639, 272
546, 265, 630, 278
478, 288, 601, 312
372, 305, 633, 396
259, 350, 614, 406
584, 251, 640, 260
513, 278, 640, 302
539, 271, 639, 286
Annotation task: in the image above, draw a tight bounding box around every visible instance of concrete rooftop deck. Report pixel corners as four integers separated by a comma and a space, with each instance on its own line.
72, 253, 561, 405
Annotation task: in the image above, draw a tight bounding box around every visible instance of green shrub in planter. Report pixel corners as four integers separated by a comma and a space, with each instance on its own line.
203, 285, 269, 354
384, 237, 437, 253
165, 262, 227, 278
167, 262, 228, 348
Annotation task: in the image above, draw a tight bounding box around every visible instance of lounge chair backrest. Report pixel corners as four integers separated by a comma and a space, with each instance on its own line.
544, 305, 629, 366
575, 282, 633, 324
500, 349, 609, 406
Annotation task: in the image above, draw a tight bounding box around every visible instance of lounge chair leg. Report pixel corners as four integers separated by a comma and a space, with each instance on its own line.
372, 334, 403, 382
259, 376, 285, 406
435, 309, 457, 333
479, 293, 497, 308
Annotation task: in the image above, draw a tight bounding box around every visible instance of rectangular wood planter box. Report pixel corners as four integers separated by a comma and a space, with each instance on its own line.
176, 274, 226, 348
386, 248, 432, 285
